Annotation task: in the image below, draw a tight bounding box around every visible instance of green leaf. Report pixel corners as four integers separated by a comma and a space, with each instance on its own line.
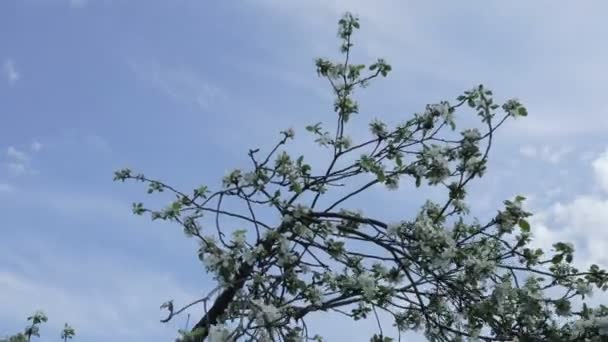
551, 254, 563, 264
518, 219, 531, 233
132, 202, 145, 215
194, 185, 208, 198
517, 106, 528, 117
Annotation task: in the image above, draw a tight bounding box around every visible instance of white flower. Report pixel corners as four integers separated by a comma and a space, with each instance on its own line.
336, 136, 352, 149
429, 102, 451, 120
278, 235, 290, 253
426, 145, 442, 158
575, 281, 593, 297
208, 324, 230, 342
462, 128, 481, 141
284, 127, 295, 139
597, 317, 608, 335
316, 133, 332, 146
464, 157, 480, 173
357, 272, 376, 300
202, 253, 220, 269
242, 172, 255, 184
232, 230, 247, 246
292, 204, 311, 219
413, 164, 426, 177
282, 214, 293, 224
372, 262, 389, 277
370, 118, 388, 137
242, 249, 255, 265
386, 222, 402, 237
252, 299, 281, 324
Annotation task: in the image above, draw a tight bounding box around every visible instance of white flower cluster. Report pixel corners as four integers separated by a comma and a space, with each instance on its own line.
315, 132, 333, 146
423, 145, 451, 184
283, 127, 295, 139
369, 118, 388, 138
222, 169, 243, 187
251, 299, 281, 325
462, 128, 481, 141
241, 171, 265, 188
242, 244, 266, 265
407, 210, 458, 271
572, 314, 608, 337
292, 204, 311, 219
386, 221, 404, 238
356, 272, 377, 300
335, 136, 352, 149
462, 243, 498, 281
502, 98, 526, 118
208, 324, 231, 342
427, 101, 454, 128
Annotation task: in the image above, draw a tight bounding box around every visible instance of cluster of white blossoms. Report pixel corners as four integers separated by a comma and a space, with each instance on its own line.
242, 244, 266, 266
572, 313, 608, 336
356, 272, 377, 300
251, 299, 281, 325
502, 98, 528, 118
427, 101, 455, 128
422, 145, 451, 185
405, 205, 459, 272
369, 118, 389, 138
315, 132, 333, 147
386, 221, 404, 238
241, 171, 264, 188
335, 135, 352, 149
207, 324, 231, 342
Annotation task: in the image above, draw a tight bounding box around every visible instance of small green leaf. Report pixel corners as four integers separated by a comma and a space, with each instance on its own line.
552, 254, 563, 264
518, 106, 528, 117
518, 219, 530, 232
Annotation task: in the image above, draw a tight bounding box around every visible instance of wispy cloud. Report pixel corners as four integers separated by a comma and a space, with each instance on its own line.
519, 145, 573, 164
7, 146, 28, 162
0, 241, 200, 340
592, 148, 608, 193
0, 183, 14, 193
69, 0, 88, 8
129, 60, 224, 110
3, 59, 19, 85
5, 146, 36, 176
529, 148, 608, 269
7, 162, 27, 176
31, 141, 43, 152
85, 134, 111, 153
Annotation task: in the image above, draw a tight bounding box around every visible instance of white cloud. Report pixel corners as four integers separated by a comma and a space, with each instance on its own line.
129, 60, 224, 110
31, 141, 43, 152
3, 59, 19, 84
0, 183, 14, 193
5, 145, 39, 176
5, 147, 31, 176
0, 244, 200, 340
519, 145, 537, 158
530, 150, 608, 270
592, 148, 608, 193
69, 0, 88, 8
518, 145, 572, 164
7, 162, 27, 176
85, 134, 111, 153
530, 196, 608, 269
7, 146, 28, 162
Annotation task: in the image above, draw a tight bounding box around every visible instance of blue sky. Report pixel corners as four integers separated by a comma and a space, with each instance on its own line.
2, 1, 608, 341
